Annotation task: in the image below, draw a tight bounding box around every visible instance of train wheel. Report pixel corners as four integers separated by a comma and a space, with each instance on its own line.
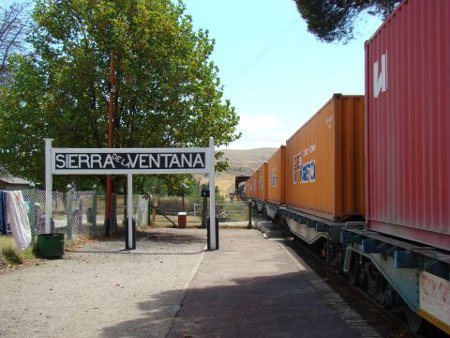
404, 306, 423, 334
328, 243, 343, 271
379, 278, 399, 310
320, 240, 328, 261
365, 261, 380, 298
348, 254, 360, 286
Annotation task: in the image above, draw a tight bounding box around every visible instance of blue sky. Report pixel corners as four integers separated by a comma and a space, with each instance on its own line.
1, 0, 382, 149
182, 0, 382, 149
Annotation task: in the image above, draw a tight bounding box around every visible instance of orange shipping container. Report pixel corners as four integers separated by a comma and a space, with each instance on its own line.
251, 173, 258, 199
285, 94, 365, 221
246, 175, 254, 199
267, 146, 286, 205
256, 163, 268, 202
244, 177, 251, 199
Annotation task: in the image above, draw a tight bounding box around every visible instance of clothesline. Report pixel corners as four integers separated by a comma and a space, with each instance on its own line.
0, 190, 32, 251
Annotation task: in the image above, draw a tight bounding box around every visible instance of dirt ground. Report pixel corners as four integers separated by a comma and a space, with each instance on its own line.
0, 228, 207, 338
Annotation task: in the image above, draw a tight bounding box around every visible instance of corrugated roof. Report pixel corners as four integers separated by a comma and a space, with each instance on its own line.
0, 174, 30, 185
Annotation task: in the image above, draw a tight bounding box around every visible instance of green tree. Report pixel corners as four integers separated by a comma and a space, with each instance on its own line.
294, 0, 400, 43
0, 0, 240, 190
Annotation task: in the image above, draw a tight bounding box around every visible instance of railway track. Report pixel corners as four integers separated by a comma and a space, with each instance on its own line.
280, 236, 447, 338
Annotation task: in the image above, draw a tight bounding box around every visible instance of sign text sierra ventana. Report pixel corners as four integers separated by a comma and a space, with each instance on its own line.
54, 152, 206, 170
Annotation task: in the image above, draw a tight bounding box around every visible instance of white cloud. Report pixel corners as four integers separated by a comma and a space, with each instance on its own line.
225, 114, 288, 149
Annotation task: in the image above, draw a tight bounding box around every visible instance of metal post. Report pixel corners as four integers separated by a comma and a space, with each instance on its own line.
126, 174, 135, 250
149, 186, 157, 226
151, 199, 156, 226
208, 137, 217, 250
44, 138, 53, 234
29, 184, 37, 241
147, 198, 151, 226
66, 185, 73, 240
201, 195, 207, 228
247, 200, 252, 229
92, 184, 97, 236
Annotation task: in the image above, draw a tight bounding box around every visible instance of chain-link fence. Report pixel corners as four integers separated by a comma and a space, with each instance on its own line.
22, 189, 99, 241
189, 200, 249, 222
157, 197, 203, 215
20, 189, 151, 240
19, 190, 250, 242
156, 197, 249, 222
16, 190, 133, 241
215, 201, 249, 222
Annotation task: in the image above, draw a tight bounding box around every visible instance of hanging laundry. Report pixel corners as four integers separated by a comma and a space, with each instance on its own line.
0, 191, 7, 235
6, 191, 32, 251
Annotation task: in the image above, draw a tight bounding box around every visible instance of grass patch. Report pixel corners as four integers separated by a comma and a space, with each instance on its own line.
1, 246, 23, 265
0, 235, 36, 267
0, 235, 13, 249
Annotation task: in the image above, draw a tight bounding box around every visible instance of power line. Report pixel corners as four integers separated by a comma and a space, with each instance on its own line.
226, 18, 300, 88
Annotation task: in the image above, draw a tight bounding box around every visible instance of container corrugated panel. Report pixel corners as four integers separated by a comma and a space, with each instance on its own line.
247, 174, 255, 199
285, 94, 365, 221
365, 0, 450, 250
245, 177, 251, 199
267, 146, 286, 205
252, 172, 258, 199
256, 163, 268, 202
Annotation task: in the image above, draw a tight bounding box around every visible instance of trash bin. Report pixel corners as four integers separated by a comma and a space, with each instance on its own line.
36, 234, 65, 259
178, 212, 187, 228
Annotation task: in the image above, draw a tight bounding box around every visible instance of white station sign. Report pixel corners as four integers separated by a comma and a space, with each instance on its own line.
51, 148, 211, 175
45, 138, 218, 251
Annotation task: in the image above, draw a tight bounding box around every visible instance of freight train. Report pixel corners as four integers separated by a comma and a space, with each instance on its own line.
244, 0, 449, 335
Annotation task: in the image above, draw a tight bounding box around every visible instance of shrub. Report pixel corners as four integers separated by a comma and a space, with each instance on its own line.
1, 246, 23, 265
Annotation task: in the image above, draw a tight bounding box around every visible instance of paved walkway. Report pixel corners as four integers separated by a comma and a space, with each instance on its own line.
168, 228, 380, 338
0, 226, 380, 338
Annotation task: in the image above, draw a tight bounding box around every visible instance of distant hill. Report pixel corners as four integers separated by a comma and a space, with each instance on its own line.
214, 148, 277, 196
220, 148, 277, 176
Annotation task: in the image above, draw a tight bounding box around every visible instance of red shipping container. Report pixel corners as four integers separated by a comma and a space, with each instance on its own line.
267, 146, 286, 205
365, 0, 450, 250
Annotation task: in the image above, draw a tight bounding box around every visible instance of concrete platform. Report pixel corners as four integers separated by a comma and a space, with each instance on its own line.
168, 228, 381, 338
0, 223, 382, 337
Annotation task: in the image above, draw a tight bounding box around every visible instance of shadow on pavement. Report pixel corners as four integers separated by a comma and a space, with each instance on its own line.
67, 229, 207, 256
101, 272, 364, 338
144, 230, 206, 244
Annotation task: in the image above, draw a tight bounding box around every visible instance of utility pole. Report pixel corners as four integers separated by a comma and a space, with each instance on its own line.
105, 48, 115, 236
